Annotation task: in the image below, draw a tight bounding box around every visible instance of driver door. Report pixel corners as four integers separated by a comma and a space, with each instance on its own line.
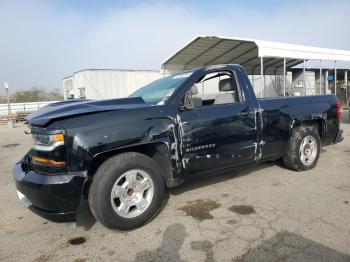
179, 70, 257, 176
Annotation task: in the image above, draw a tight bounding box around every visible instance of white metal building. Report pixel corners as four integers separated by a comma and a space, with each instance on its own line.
63, 69, 161, 100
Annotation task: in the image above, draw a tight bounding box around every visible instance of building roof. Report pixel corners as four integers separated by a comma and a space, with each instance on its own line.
161, 36, 350, 75
62, 68, 160, 80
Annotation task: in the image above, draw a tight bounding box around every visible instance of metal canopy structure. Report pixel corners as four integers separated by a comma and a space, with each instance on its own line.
161, 36, 350, 75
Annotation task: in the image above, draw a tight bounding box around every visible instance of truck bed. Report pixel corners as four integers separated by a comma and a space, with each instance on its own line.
258, 95, 336, 112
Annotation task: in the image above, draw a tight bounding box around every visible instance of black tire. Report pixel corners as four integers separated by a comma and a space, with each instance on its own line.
88, 152, 165, 230
282, 125, 321, 171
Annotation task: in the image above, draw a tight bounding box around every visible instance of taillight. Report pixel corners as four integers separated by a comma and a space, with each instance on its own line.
336, 102, 341, 122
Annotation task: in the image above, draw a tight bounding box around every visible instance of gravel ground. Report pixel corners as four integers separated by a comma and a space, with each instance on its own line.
0, 111, 349, 262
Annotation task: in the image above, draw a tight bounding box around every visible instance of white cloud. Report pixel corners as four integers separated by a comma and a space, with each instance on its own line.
0, 0, 349, 93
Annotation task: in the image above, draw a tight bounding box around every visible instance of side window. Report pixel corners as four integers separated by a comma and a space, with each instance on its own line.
188, 71, 242, 108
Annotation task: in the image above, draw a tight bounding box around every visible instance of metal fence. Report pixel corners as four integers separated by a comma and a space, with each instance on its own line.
0, 101, 60, 116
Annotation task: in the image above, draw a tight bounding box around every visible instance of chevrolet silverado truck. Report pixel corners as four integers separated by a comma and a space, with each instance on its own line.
13, 64, 343, 230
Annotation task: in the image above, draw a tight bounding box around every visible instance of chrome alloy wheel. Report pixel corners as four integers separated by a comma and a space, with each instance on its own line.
110, 169, 154, 218
299, 135, 318, 166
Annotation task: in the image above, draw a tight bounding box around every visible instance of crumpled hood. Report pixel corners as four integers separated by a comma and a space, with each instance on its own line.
26, 97, 147, 126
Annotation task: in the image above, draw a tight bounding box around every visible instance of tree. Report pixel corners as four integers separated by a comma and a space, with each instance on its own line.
10, 87, 63, 103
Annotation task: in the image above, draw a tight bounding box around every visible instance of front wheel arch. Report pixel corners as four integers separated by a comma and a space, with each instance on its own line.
82, 143, 174, 199
88, 152, 166, 229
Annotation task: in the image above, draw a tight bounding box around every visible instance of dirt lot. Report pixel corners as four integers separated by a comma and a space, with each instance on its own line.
0, 112, 350, 262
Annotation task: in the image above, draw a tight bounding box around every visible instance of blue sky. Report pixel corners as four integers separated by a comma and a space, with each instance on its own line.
0, 0, 349, 93
52, 0, 284, 15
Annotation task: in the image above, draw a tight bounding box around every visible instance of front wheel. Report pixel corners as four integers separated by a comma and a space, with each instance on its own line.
88, 152, 165, 230
283, 125, 321, 171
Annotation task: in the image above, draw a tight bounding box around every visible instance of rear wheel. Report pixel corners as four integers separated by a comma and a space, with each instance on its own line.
88, 152, 165, 230
283, 125, 321, 171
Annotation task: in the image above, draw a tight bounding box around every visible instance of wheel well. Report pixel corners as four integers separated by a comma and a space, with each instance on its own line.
82, 143, 173, 198
293, 119, 324, 139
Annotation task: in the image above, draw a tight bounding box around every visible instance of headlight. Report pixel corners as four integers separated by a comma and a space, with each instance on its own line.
32, 133, 64, 151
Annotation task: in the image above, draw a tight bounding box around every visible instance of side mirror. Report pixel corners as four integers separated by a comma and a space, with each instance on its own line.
179, 91, 194, 111
179, 102, 193, 111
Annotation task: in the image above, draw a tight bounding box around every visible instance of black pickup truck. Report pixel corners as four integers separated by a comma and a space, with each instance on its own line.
13, 64, 343, 230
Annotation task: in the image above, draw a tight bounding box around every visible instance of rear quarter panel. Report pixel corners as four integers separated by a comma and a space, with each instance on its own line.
259, 95, 338, 159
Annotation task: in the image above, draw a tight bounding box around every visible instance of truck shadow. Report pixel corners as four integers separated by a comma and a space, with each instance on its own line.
234, 230, 350, 261
73, 148, 336, 230
74, 162, 271, 230
133, 225, 350, 261
170, 114, 345, 197
75, 188, 170, 231
76, 199, 96, 230
134, 223, 187, 262
169, 162, 276, 196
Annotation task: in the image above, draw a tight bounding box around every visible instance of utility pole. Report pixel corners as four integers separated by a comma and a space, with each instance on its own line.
319, 60, 322, 95
345, 70, 348, 108
4, 83, 14, 128
334, 61, 337, 97
283, 58, 286, 97
260, 57, 264, 98
303, 59, 306, 96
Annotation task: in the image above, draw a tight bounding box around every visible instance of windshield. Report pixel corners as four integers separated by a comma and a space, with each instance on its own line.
129, 72, 192, 104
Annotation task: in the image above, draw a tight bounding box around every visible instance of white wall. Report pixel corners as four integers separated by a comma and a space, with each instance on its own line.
292, 70, 316, 95
249, 73, 293, 98
63, 70, 161, 100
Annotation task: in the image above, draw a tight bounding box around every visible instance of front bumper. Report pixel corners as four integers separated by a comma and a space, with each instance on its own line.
334, 129, 344, 144
13, 157, 86, 223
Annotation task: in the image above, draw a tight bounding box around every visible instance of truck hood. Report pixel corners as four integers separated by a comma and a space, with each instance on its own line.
26, 97, 148, 127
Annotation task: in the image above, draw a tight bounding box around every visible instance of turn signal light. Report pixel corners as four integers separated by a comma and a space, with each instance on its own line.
53, 134, 64, 142
32, 156, 65, 167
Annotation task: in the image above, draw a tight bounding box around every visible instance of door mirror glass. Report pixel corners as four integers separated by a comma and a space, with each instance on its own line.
180, 90, 194, 110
